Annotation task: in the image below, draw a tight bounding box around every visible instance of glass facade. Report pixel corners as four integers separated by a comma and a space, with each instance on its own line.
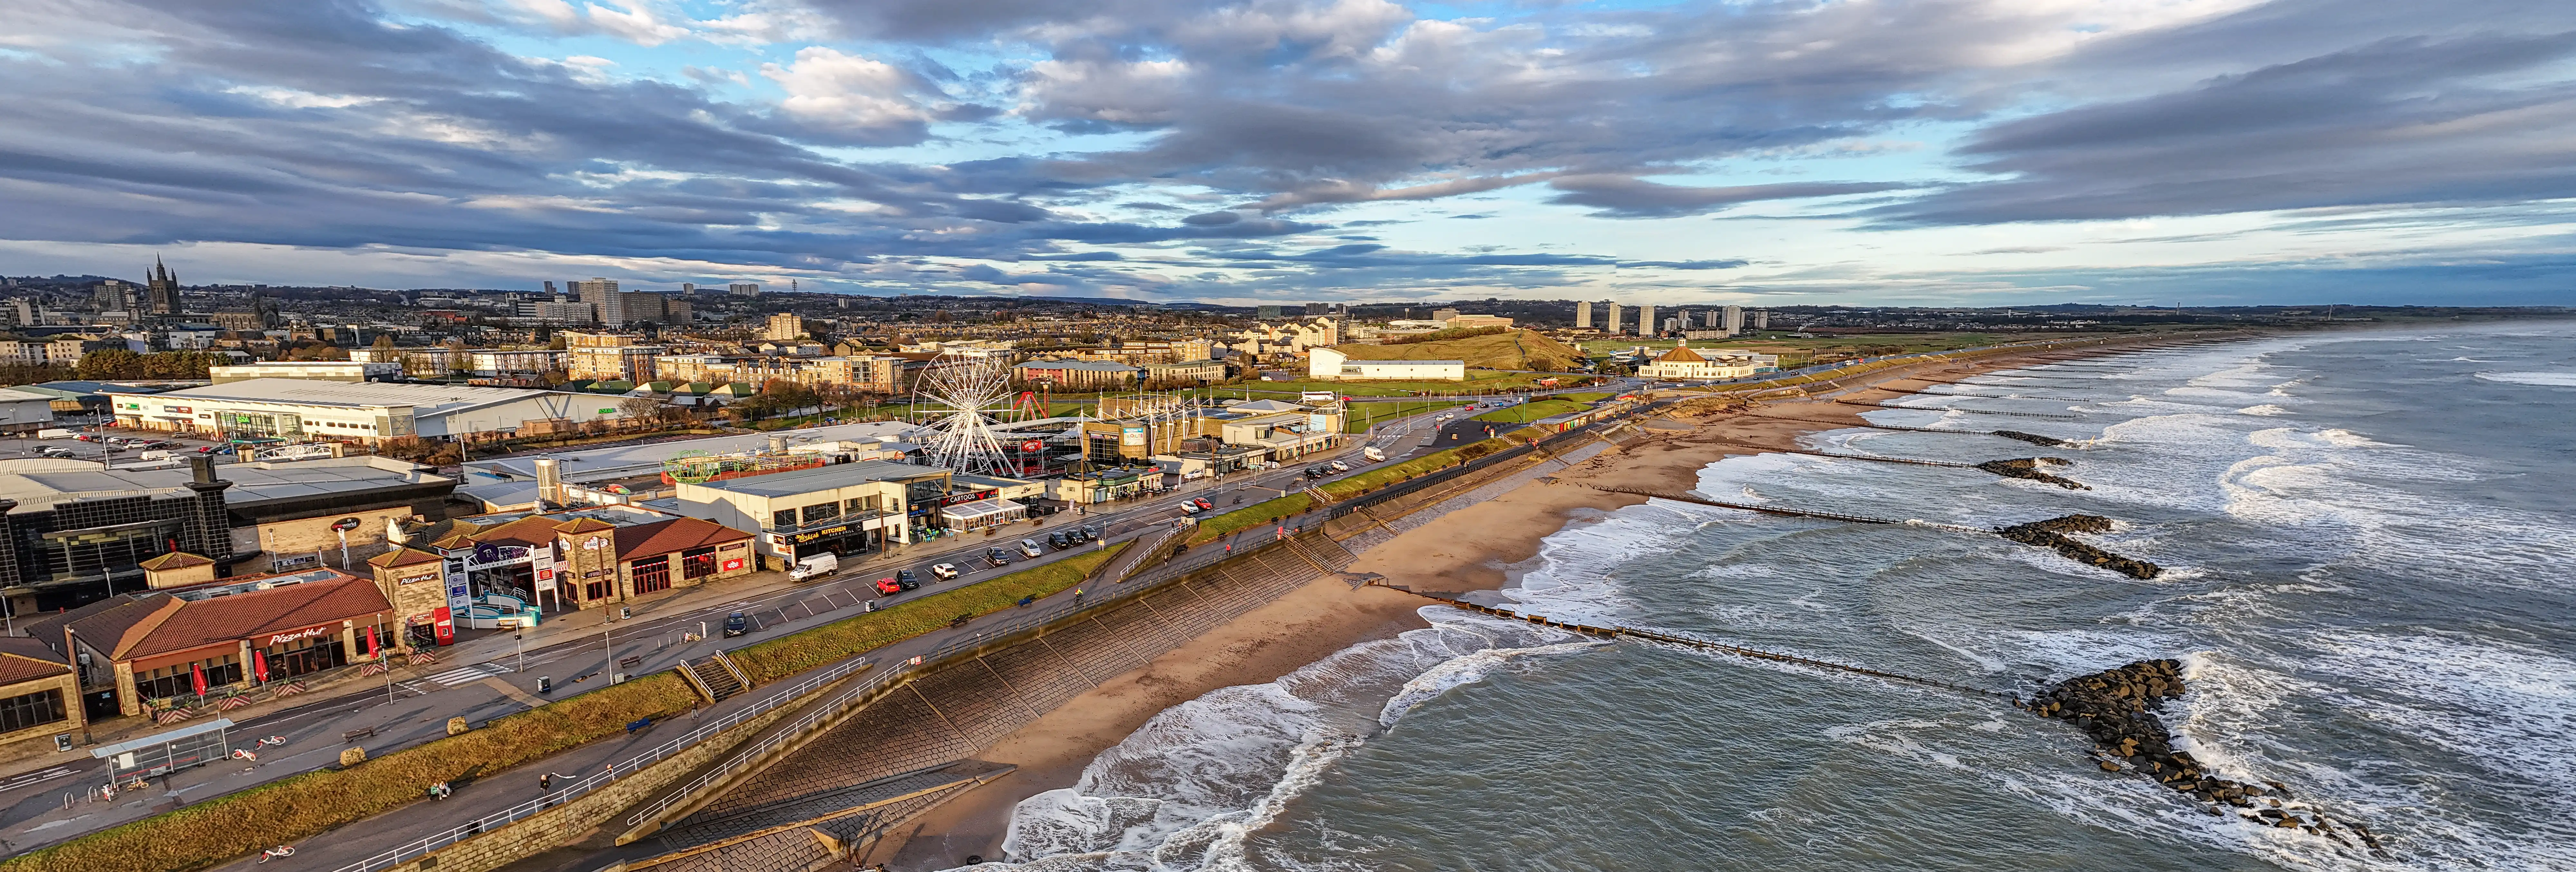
137, 654, 243, 701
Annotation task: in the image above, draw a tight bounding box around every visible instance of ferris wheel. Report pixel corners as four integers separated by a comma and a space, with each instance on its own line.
912, 350, 1016, 476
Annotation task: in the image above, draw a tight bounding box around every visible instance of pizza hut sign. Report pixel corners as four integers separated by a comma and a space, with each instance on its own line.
265, 625, 334, 647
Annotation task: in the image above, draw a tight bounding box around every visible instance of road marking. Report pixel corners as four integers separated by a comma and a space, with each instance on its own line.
0, 766, 80, 794
421, 662, 515, 686
480, 676, 546, 707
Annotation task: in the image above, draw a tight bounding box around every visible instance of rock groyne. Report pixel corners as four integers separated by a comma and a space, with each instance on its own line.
1995, 515, 2160, 579
1988, 430, 2073, 447
1976, 457, 2087, 489
2023, 660, 2382, 852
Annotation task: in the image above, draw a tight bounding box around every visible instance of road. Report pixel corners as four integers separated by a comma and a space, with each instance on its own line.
0, 402, 1465, 855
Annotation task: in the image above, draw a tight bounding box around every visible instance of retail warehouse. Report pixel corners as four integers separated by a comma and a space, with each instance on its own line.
105, 378, 625, 442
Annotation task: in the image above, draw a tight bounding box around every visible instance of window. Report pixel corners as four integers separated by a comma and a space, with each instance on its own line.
801, 502, 840, 524
771, 509, 797, 530
264, 636, 346, 680
584, 578, 614, 601
137, 655, 243, 700
681, 547, 717, 580
631, 555, 671, 595
0, 688, 65, 734
845, 495, 880, 514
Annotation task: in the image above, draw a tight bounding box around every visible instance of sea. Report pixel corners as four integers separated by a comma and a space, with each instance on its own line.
964, 323, 2576, 872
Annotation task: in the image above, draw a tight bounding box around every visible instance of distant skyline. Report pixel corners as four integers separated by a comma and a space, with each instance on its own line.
2, 0, 2571, 307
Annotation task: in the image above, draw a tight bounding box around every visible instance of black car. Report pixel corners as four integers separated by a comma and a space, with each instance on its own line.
985, 547, 1014, 567
895, 569, 920, 590
1304, 466, 1330, 479
1080, 524, 1100, 541
1048, 532, 1071, 549
723, 611, 748, 637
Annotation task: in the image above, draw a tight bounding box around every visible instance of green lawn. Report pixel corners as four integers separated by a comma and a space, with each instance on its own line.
1188, 494, 1314, 544
733, 542, 1127, 684
1470, 398, 1591, 424
1344, 400, 1469, 432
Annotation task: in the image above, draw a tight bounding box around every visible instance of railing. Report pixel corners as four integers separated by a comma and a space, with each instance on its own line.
331, 653, 879, 872
618, 658, 909, 828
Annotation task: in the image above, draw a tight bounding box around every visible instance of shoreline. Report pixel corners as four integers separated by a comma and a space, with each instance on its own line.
870, 341, 2197, 869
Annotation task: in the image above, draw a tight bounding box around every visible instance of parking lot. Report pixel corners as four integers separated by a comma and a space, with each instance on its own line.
0, 424, 252, 468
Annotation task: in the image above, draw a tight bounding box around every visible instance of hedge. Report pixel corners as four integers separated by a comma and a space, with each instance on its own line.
0, 672, 701, 872
732, 543, 1125, 685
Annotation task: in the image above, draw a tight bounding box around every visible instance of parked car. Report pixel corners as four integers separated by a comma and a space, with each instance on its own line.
790, 552, 840, 582
1079, 525, 1100, 541
1329, 461, 1350, 473
985, 547, 1013, 567
1018, 539, 1043, 558
1178, 502, 1199, 514
895, 569, 920, 590
1048, 532, 1071, 549
929, 563, 960, 580
874, 577, 903, 596
1192, 497, 1213, 511
723, 612, 748, 637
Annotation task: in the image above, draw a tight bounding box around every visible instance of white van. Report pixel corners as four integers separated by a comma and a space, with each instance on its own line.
138, 449, 181, 461
36, 428, 76, 440
789, 552, 840, 582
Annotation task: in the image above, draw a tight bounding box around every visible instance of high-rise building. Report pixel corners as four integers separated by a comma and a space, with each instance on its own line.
576, 278, 623, 325
1701, 310, 1720, 328
1603, 302, 1624, 334
1304, 302, 1329, 315
1721, 305, 1744, 334
664, 298, 692, 326
1576, 301, 1594, 329
1637, 304, 1655, 336
543, 280, 557, 294
729, 282, 760, 297
1752, 310, 1769, 331
678, 282, 697, 295
764, 313, 805, 341
1256, 305, 1283, 319
144, 256, 181, 316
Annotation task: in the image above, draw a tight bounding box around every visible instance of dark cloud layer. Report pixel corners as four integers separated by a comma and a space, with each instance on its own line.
0, 0, 2568, 298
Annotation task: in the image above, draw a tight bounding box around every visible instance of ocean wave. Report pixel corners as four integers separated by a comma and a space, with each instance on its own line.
2237, 404, 2290, 416
2473, 370, 2576, 387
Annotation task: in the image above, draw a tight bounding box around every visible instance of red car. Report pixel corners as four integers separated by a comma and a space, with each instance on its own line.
1193, 497, 1213, 510
873, 577, 903, 595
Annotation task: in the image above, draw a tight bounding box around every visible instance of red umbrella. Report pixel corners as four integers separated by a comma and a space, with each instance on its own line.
190, 661, 208, 697
253, 650, 270, 683
364, 626, 380, 659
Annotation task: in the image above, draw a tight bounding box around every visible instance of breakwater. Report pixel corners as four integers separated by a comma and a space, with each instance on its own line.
1873, 385, 2099, 403
2020, 661, 2381, 853
1976, 457, 2087, 489
1995, 515, 2160, 579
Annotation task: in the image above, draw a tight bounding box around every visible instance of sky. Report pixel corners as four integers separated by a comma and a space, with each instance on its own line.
1, 0, 2571, 307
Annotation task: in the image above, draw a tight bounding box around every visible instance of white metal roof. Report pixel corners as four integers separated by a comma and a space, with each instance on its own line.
113, 379, 578, 417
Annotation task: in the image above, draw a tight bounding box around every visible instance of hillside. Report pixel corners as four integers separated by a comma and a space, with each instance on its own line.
1331, 329, 1586, 372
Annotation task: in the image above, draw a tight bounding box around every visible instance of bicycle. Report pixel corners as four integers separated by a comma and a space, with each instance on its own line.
259, 845, 295, 863
255, 735, 288, 749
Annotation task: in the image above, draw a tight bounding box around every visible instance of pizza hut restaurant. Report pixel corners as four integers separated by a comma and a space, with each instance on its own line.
56, 570, 395, 717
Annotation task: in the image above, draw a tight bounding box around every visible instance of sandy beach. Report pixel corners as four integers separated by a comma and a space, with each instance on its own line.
870, 344, 2171, 868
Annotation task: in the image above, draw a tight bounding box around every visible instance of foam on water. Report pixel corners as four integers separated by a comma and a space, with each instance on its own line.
2473, 370, 2576, 387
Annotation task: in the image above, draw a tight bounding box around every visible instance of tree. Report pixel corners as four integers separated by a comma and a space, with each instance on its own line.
615, 396, 666, 428
373, 334, 396, 350
75, 348, 143, 380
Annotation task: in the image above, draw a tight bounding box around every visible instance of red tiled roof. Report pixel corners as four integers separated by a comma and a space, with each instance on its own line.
0, 637, 71, 687
553, 517, 617, 534
67, 596, 185, 662
121, 576, 392, 661
474, 515, 567, 547
1656, 344, 1707, 363
613, 517, 751, 558
368, 548, 442, 568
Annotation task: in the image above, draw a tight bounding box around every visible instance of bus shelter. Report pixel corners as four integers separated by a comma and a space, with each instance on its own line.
92, 717, 233, 784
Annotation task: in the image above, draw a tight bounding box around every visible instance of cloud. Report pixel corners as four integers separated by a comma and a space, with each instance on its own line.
760, 46, 938, 144
1548, 175, 1912, 218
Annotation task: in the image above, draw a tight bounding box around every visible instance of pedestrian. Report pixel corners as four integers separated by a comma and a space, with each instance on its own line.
1073, 588, 1084, 604
541, 773, 553, 791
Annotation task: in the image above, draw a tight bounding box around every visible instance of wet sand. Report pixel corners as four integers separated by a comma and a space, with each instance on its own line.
870, 345, 2158, 869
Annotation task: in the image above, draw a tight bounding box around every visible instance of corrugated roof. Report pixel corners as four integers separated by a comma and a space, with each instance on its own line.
685, 459, 946, 497
1656, 344, 1707, 363
139, 552, 214, 570
110, 378, 586, 417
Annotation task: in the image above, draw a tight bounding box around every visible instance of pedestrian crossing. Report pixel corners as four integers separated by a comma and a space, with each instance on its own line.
422, 661, 515, 686
0, 765, 80, 795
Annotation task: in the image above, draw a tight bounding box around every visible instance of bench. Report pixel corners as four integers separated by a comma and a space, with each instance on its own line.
341, 726, 375, 743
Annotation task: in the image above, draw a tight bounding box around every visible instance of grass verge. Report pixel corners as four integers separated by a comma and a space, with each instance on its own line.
1187, 494, 1314, 544
0, 674, 702, 872
1343, 400, 1468, 432
732, 543, 1125, 685
1470, 398, 1589, 424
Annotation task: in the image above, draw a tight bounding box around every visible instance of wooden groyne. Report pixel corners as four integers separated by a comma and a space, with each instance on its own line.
1834, 397, 2083, 419
1873, 385, 2098, 403
1363, 582, 2012, 701
1740, 414, 2079, 448
1590, 487, 2156, 577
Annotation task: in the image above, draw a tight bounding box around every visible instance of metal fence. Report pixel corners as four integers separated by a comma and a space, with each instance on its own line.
331, 653, 880, 872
